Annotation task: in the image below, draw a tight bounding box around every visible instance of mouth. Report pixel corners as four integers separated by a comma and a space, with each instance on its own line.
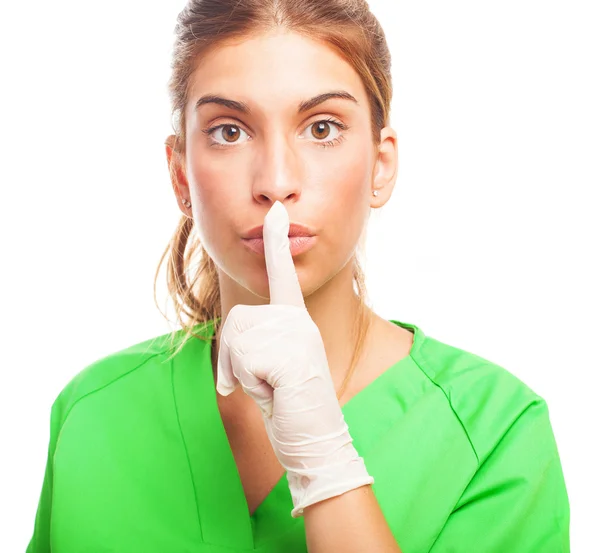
241, 235, 317, 257
241, 222, 316, 240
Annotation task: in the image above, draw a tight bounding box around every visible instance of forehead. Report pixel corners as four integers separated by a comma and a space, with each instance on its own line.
187, 30, 367, 115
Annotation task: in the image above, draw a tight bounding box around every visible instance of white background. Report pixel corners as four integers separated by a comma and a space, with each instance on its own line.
1, 0, 598, 550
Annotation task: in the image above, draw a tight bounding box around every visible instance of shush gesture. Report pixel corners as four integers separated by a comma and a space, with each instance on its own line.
216, 200, 374, 517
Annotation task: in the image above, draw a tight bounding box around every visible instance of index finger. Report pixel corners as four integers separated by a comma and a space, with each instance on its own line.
263, 201, 305, 308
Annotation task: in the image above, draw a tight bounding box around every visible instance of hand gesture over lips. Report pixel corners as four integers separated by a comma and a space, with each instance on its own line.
215, 200, 374, 517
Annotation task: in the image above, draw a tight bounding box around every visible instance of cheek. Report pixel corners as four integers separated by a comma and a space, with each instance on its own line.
312, 136, 370, 186
185, 155, 245, 255
187, 154, 237, 204
312, 144, 371, 215
307, 145, 372, 252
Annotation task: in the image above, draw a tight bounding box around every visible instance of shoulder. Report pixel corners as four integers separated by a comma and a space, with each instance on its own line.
49, 322, 212, 426
409, 324, 547, 463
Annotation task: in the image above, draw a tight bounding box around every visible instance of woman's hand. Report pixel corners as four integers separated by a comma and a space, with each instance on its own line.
215, 200, 374, 517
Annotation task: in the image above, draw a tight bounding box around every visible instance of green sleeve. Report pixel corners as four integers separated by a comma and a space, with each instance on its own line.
25, 395, 65, 553
429, 399, 570, 552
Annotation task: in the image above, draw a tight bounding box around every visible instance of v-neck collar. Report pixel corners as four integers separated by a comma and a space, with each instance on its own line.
172, 317, 424, 551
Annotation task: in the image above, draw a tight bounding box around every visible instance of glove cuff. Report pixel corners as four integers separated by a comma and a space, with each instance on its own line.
287, 453, 374, 518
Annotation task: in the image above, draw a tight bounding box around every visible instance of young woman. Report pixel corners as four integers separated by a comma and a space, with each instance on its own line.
26, 1, 570, 552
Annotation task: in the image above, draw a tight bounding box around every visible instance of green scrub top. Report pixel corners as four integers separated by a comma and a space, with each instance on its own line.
26, 319, 570, 552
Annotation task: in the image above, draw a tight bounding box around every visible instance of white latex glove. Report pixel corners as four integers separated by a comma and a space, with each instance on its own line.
216, 200, 374, 518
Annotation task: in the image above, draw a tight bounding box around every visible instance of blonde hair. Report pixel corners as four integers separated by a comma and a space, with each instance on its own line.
154, 0, 393, 400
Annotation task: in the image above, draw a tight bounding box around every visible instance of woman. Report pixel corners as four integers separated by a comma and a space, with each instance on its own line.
26, 1, 570, 552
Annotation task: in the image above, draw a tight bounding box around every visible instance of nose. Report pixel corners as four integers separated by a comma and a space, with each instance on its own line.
252, 131, 303, 205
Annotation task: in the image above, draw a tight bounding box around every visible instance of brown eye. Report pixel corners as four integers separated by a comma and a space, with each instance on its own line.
222, 125, 240, 143
204, 123, 250, 147
311, 121, 331, 140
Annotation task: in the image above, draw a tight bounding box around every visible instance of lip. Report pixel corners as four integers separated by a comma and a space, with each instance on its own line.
241, 222, 316, 239
242, 236, 317, 257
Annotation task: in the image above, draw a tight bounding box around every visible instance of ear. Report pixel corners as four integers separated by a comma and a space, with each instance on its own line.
165, 134, 192, 218
370, 126, 398, 208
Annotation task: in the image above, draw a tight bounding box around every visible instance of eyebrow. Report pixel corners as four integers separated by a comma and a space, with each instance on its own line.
194, 91, 358, 115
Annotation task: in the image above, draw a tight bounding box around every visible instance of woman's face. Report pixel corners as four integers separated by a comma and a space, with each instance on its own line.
174, 30, 396, 300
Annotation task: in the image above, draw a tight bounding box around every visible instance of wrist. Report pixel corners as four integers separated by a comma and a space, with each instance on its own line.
286, 448, 374, 518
